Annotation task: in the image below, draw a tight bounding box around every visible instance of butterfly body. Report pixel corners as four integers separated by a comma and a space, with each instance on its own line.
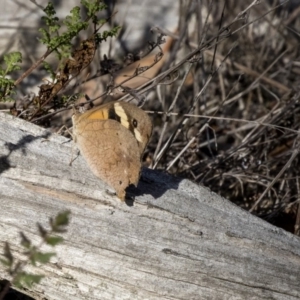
72, 101, 152, 200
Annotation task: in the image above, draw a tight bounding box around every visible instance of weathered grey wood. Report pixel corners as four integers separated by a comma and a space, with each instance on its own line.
0, 112, 300, 300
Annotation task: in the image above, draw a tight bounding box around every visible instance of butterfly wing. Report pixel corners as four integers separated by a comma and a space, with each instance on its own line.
73, 117, 141, 200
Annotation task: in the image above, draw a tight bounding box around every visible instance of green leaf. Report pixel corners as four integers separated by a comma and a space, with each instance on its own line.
32, 252, 56, 264
43, 2, 56, 17
2, 52, 22, 74
81, 0, 107, 17
98, 18, 107, 25
49, 22, 60, 34
64, 7, 81, 29
45, 235, 64, 246
52, 210, 71, 228
38, 28, 51, 44
0, 77, 15, 98
96, 26, 121, 43
4, 52, 22, 66
13, 272, 44, 289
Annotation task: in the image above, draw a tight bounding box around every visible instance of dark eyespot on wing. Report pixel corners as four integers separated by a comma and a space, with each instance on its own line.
132, 119, 138, 128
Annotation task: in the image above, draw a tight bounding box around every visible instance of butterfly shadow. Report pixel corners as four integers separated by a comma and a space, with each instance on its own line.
125, 167, 182, 205
0, 132, 51, 175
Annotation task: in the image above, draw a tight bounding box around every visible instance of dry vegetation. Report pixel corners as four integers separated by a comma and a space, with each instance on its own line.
145, 0, 300, 234
3, 0, 300, 236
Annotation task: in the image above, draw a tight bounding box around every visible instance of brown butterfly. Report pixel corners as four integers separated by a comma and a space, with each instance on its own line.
72, 101, 152, 200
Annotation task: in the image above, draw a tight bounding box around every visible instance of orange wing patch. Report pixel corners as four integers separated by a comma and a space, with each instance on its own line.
88, 109, 109, 120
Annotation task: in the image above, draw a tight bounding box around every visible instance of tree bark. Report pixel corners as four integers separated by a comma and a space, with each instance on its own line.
0, 112, 300, 300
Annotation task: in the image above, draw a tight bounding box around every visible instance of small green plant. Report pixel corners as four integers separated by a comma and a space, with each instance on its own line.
0, 210, 71, 299
40, 3, 86, 59
0, 0, 120, 118
37, 0, 120, 67
0, 52, 22, 102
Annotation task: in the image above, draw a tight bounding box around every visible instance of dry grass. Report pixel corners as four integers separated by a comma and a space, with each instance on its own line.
137, 0, 300, 235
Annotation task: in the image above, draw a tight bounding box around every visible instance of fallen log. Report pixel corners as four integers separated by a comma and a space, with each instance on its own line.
0, 112, 300, 300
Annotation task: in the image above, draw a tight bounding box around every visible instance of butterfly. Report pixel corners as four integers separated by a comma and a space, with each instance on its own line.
72, 101, 152, 200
